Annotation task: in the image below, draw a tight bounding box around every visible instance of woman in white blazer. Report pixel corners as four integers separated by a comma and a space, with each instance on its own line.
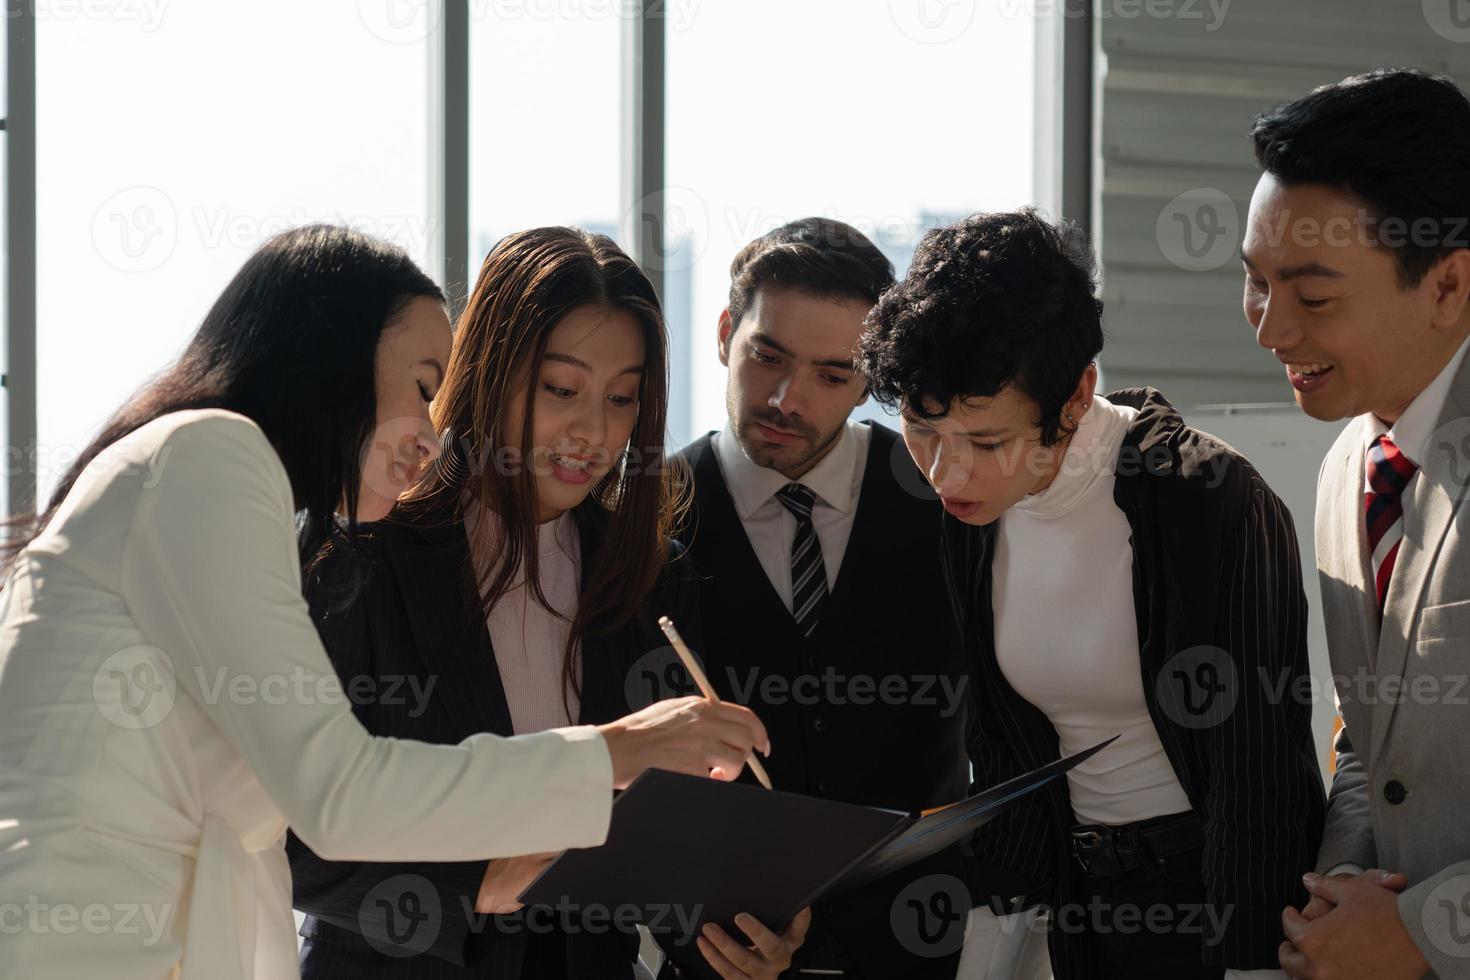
0, 225, 769, 980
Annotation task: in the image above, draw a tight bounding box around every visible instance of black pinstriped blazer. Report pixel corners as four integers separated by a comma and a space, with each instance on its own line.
942, 388, 1326, 979
286, 499, 700, 980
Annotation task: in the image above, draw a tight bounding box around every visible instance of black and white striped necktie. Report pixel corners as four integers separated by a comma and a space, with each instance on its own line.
775, 483, 827, 638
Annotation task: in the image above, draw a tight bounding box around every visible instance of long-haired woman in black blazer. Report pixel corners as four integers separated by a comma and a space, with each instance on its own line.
858, 210, 1325, 980
288, 227, 807, 980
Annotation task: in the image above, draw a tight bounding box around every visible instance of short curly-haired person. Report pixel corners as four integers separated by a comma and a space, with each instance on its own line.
857, 209, 1325, 980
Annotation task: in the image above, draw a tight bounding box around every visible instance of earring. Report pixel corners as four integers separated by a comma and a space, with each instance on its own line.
1066, 413, 1077, 425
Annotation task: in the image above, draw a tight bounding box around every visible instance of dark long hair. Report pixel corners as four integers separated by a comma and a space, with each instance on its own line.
1, 224, 445, 579
396, 226, 687, 713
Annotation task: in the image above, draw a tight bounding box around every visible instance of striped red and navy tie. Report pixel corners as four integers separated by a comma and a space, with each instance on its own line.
1365, 434, 1419, 618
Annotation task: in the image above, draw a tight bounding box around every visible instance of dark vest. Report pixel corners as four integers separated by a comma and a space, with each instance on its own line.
672, 422, 970, 979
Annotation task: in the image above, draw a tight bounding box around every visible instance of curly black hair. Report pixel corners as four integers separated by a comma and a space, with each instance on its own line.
1251, 68, 1470, 289
858, 208, 1103, 448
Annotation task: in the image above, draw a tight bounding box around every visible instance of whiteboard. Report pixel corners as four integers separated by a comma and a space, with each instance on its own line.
1185, 403, 1351, 783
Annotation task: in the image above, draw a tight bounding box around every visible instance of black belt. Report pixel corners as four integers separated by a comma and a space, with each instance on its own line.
1069, 811, 1204, 878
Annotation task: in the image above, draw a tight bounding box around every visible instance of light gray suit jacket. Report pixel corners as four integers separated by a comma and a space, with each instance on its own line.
1315, 351, 1470, 977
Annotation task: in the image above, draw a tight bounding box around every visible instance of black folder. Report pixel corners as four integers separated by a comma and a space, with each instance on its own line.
518, 735, 1116, 968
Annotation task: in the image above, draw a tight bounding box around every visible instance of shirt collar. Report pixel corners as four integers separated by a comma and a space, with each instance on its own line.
713, 420, 863, 520
1363, 332, 1470, 466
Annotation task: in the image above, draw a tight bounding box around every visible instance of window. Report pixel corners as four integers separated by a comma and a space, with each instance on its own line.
468, 6, 623, 259
36, 3, 431, 502
24, 3, 1042, 496
666, 0, 1037, 440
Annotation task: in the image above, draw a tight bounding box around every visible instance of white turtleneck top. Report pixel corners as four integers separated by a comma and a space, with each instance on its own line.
992, 394, 1193, 826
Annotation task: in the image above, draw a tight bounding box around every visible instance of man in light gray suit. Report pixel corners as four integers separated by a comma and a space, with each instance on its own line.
1241, 69, 1470, 979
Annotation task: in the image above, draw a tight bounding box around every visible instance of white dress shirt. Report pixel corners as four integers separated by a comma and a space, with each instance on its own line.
0, 409, 615, 979
1362, 332, 1470, 480
711, 420, 871, 611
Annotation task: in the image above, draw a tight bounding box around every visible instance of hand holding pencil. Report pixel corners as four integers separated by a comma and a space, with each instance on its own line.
596, 628, 770, 790
659, 615, 774, 790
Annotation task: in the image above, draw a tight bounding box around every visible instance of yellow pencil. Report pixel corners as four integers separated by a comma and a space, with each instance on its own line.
657, 615, 773, 790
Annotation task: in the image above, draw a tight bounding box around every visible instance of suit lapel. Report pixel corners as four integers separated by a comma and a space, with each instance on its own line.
1337, 422, 1381, 672
1371, 359, 1470, 762
1313, 420, 1377, 764
380, 520, 516, 739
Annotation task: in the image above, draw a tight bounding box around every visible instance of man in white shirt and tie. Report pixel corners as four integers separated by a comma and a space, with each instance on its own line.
1242, 68, 1470, 979
671, 218, 971, 979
